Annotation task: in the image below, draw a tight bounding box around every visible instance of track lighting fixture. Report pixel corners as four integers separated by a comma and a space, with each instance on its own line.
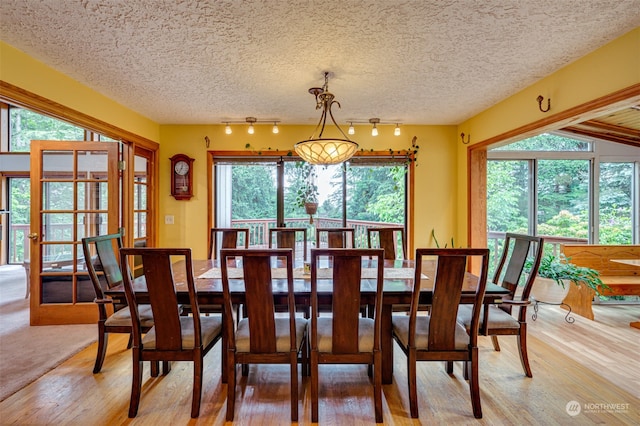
369, 118, 380, 136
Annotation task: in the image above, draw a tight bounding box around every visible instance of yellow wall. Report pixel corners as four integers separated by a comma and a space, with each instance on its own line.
159, 124, 456, 258
0, 41, 160, 142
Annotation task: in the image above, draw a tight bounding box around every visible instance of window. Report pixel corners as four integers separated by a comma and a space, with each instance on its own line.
212, 154, 409, 252
9, 106, 84, 152
487, 133, 639, 261
599, 162, 634, 244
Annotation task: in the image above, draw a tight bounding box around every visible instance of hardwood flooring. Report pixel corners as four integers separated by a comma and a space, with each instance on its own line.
1, 304, 638, 425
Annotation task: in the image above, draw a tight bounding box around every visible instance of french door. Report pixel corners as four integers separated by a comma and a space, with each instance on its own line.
29, 141, 120, 325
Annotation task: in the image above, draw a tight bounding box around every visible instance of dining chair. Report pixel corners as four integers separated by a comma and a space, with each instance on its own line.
315, 227, 355, 248
200, 228, 249, 318
81, 233, 154, 374
119, 247, 223, 418
220, 248, 307, 422
268, 227, 308, 261
208, 227, 249, 259
309, 248, 385, 423
456, 233, 544, 377
367, 226, 406, 260
392, 248, 489, 419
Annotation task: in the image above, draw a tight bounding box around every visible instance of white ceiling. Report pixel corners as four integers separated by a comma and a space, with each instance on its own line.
1, 1, 639, 125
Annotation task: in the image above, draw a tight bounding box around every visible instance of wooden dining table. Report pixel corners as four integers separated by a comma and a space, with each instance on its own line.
106, 257, 509, 384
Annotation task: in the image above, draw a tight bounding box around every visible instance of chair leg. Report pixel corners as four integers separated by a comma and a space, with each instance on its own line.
126, 333, 133, 349
242, 364, 249, 376
301, 336, 309, 377
162, 361, 171, 375
226, 351, 236, 421
191, 354, 203, 418
374, 351, 383, 423
491, 335, 501, 351
469, 347, 482, 419
311, 350, 319, 423
518, 326, 533, 378
93, 327, 107, 374
290, 352, 298, 421
408, 350, 418, 418
445, 361, 454, 374
150, 361, 159, 377
129, 356, 143, 418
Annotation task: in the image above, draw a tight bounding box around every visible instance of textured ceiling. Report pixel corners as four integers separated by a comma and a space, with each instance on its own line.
1, 1, 639, 125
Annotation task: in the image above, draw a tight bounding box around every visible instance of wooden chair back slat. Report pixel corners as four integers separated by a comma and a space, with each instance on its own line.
367, 227, 406, 260
492, 234, 544, 309
268, 227, 307, 261
209, 228, 249, 259
243, 254, 277, 353
427, 255, 466, 350
316, 227, 355, 249
330, 254, 363, 353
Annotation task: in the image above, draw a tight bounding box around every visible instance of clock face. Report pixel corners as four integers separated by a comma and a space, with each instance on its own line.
174, 160, 190, 176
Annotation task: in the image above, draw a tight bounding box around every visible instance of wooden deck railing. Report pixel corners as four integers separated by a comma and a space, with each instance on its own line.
9, 223, 587, 264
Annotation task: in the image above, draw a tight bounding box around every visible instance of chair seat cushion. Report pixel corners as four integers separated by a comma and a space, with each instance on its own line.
316, 317, 375, 353
105, 304, 154, 327
457, 304, 520, 330
392, 315, 469, 350
142, 316, 222, 350
235, 317, 307, 353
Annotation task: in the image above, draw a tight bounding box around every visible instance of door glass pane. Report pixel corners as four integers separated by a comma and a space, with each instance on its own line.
42, 243, 74, 265
134, 212, 146, 238
77, 213, 108, 240
42, 151, 74, 179
599, 162, 633, 244
43, 182, 75, 210
218, 163, 277, 247
42, 213, 74, 241
346, 164, 406, 247
8, 178, 30, 263
77, 150, 109, 179
537, 160, 590, 239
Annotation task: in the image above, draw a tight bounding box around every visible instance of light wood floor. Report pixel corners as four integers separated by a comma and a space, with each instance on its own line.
1, 305, 638, 425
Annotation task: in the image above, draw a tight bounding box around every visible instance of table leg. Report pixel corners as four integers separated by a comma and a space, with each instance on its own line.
381, 304, 393, 384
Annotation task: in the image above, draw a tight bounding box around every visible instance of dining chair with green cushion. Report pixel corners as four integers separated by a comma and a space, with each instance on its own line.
367, 226, 406, 260
315, 227, 355, 248
220, 248, 307, 422
268, 227, 308, 261
456, 233, 544, 377
120, 247, 223, 418
309, 248, 385, 423
82, 233, 154, 374
208, 227, 249, 259
392, 248, 489, 419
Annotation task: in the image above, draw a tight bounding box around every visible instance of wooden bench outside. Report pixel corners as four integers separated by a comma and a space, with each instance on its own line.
560, 244, 640, 323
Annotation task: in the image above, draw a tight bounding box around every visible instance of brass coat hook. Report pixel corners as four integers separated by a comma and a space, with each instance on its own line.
537, 95, 551, 112
460, 132, 470, 144
205, 136, 210, 148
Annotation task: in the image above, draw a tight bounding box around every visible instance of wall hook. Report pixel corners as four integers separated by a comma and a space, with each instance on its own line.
460, 132, 470, 144
205, 136, 210, 148
537, 95, 551, 112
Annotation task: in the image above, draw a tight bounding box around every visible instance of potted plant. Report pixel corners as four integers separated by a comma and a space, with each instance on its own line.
525, 253, 608, 303
295, 164, 319, 223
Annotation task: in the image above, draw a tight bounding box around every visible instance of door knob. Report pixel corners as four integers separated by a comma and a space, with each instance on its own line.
27, 233, 39, 240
